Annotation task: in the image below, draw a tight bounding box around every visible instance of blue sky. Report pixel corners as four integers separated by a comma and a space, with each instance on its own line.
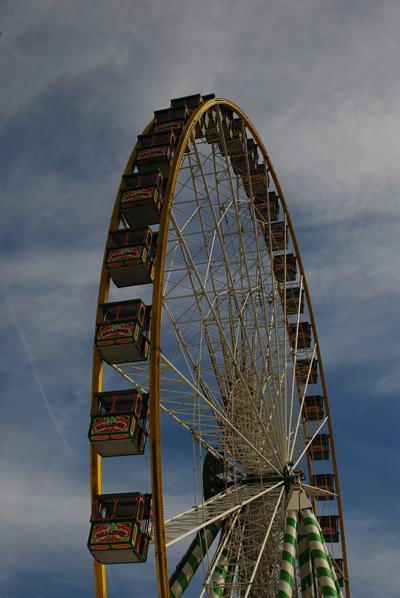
1, 0, 399, 597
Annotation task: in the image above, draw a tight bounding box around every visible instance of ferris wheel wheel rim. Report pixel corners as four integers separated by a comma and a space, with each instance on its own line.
90, 98, 350, 598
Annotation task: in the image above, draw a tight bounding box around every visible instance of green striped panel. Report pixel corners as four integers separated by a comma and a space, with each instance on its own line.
278, 510, 298, 598
301, 510, 338, 598
169, 520, 222, 598
303, 510, 343, 597
325, 553, 344, 598
211, 543, 231, 598
297, 518, 314, 596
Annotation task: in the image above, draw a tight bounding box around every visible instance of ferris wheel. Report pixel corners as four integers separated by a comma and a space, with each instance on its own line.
88, 94, 350, 598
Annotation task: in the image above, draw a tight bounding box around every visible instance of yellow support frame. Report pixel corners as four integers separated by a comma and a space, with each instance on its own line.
90, 98, 350, 598
90, 118, 153, 597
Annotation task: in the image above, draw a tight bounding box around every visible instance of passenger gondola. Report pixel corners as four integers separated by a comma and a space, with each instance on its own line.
89, 389, 149, 457
119, 169, 164, 226
95, 299, 151, 363
106, 226, 157, 288
309, 433, 329, 460
88, 493, 153, 564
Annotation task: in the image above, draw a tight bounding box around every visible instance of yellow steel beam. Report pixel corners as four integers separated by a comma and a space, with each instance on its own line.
90, 119, 153, 598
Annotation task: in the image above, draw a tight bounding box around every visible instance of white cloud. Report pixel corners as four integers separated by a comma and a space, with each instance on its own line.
345, 514, 400, 598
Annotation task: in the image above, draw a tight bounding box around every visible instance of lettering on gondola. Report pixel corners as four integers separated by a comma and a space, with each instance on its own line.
108, 247, 142, 263
232, 151, 252, 160
92, 522, 132, 544
121, 188, 156, 203
155, 121, 182, 133
92, 416, 131, 435
138, 147, 168, 160
97, 323, 134, 340
310, 446, 324, 454
250, 174, 263, 183
274, 263, 293, 272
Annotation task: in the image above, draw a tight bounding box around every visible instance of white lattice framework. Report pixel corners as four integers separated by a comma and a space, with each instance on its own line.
110, 132, 324, 597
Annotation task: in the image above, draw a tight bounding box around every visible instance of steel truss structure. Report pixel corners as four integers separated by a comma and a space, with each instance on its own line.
90, 97, 350, 598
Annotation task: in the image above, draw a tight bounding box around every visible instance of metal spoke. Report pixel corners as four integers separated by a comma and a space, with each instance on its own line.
164, 481, 284, 548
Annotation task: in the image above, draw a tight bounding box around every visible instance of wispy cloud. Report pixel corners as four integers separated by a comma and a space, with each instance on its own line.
345, 513, 400, 597
1, 284, 82, 465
